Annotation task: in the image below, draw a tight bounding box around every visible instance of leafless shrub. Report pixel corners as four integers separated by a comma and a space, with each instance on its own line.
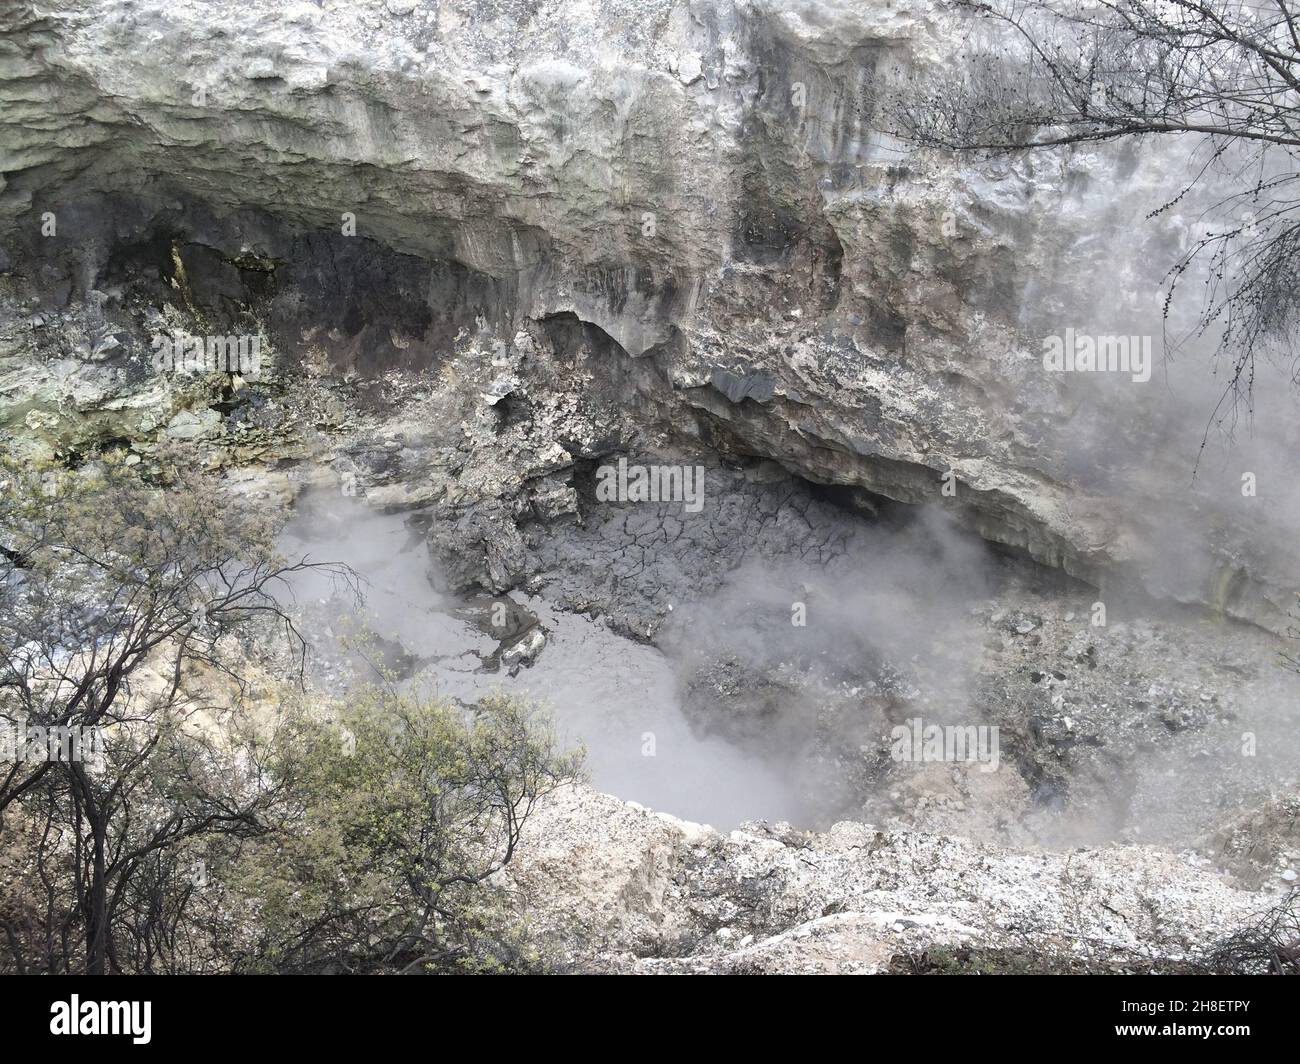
892, 1, 1300, 436
1201, 889, 1300, 974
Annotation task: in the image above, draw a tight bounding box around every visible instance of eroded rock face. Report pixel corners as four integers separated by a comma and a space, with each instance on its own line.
3, 0, 1298, 629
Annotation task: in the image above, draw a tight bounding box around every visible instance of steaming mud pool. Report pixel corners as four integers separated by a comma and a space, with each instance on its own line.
278, 487, 1300, 853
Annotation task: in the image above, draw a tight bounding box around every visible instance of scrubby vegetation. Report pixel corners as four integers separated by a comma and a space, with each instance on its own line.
0, 455, 580, 974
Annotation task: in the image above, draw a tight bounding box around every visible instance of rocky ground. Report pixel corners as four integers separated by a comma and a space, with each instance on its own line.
506, 783, 1288, 974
